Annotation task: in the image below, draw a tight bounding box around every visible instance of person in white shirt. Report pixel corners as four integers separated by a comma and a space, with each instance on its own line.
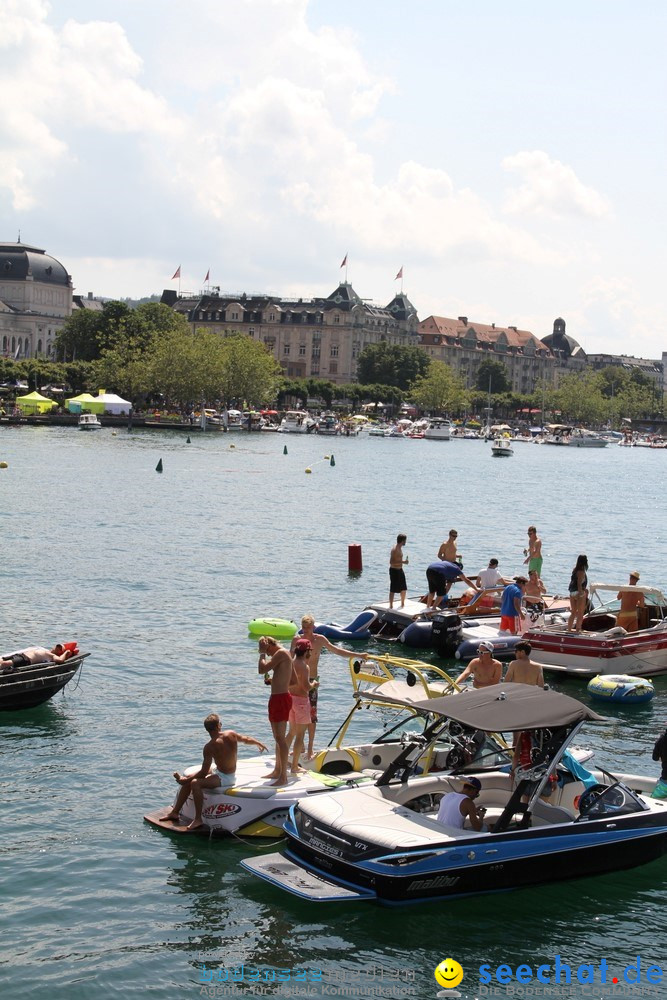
436, 777, 487, 830
476, 558, 509, 590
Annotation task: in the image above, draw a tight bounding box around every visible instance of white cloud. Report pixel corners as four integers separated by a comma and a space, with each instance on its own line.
502, 150, 611, 219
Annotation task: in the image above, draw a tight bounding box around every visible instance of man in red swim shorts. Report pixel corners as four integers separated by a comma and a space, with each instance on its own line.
258, 636, 294, 786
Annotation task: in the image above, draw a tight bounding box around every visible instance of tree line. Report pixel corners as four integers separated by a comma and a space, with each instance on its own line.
0, 303, 662, 423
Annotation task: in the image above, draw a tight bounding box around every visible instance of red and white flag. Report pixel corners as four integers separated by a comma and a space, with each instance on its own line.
171, 265, 181, 280
340, 254, 347, 268
395, 266, 403, 281
204, 269, 210, 283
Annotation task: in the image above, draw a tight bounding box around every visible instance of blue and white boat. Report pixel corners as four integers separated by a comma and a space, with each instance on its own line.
242, 684, 667, 904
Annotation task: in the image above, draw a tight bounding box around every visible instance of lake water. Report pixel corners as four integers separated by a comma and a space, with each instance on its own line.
1, 427, 666, 999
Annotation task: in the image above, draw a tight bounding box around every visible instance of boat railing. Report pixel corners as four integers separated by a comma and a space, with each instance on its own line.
348, 652, 461, 699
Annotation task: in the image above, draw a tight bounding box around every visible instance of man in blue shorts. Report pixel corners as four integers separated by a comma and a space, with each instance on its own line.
426, 560, 479, 609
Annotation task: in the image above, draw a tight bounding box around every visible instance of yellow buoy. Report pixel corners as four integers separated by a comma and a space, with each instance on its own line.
230, 444, 235, 449
0, 461, 8, 469
305, 467, 312, 474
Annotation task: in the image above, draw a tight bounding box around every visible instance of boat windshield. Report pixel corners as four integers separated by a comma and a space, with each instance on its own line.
577, 782, 647, 820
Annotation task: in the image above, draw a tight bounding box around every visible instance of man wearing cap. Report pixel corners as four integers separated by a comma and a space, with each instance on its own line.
504, 641, 544, 686
457, 642, 503, 688
616, 571, 645, 632
499, 577, 527, 634
426, 560, 479, 609
436, 777, 487, 831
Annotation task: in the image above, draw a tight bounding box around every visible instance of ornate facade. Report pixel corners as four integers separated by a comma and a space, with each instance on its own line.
0, 242, 73, 359
161, 283, 420, 384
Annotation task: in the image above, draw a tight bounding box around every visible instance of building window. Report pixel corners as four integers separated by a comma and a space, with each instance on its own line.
269, 313, 275, 322
329, 362, 338, 374
231, 312, 239, 320
284, 344, 290, 355
312, 345, 320, 358
331, 344, 339, 358
248, 327, 255, 337
333, 314, 340, 324
299, 344, 306, 356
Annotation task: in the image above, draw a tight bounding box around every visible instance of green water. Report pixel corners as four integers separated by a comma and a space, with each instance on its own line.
1, 428, 666, 998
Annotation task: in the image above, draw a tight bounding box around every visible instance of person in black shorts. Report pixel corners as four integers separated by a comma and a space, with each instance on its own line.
426, 560, 479, 609
389, 533, 409, 608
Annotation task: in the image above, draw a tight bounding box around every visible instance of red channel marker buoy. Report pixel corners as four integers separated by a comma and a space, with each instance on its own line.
348, 543, 363, 572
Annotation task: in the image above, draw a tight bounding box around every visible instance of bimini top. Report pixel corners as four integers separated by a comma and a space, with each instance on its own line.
409, 683, 605, 731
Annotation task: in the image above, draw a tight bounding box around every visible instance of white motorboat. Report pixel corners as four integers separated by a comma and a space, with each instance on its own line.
278, 410, 318, 433
316, 413, 341, 435
78, 413, 102, 430
242, 684, 667, 905
144, 664, 507, 839
523, 583, 667, 677
567, 428, 607, 448
491, 436, 513, 456
424, 418, 452, 441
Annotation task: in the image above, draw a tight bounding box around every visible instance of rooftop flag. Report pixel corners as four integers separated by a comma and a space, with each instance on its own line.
172, 265, 181, 280
395, 266, 403, 280
204, 269, 210, 283
340, 254, 347, 268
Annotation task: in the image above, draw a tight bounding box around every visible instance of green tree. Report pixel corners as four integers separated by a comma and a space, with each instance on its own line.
356, 342, 430, 391
475, 358, 511, 394
555, 371, 606, 424
410, 361, 468, 413
217, 333, 283, 407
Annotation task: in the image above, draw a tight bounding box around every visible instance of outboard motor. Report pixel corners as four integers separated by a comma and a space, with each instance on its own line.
431, 612, 462, 657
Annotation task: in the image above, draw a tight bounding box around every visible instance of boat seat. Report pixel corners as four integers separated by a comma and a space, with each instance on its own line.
531, 799, 576, 824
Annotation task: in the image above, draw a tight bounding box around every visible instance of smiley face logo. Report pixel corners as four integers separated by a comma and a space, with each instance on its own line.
434, 959, 464, 989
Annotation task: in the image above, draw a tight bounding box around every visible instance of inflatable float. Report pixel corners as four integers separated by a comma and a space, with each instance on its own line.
312, 610, 377, 642
587, 674, 655, 705
247, 618, 298, 640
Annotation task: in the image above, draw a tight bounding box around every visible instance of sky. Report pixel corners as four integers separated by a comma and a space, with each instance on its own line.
2, 0, 666, 357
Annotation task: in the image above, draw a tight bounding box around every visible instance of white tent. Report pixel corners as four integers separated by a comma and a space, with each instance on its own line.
94, 392, 132, 415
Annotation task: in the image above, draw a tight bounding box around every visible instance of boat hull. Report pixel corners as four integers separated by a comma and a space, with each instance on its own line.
249, 809, 667, 904
0, 655, 86, 710
523, 625, 667, 677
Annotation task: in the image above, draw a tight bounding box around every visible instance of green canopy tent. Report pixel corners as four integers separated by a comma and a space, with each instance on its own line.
16, 391, 57, 414
66, 392, 98, 414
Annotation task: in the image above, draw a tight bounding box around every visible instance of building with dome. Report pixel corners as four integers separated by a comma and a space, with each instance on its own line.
540, 317, 588, 382
0, 241, 73, 359
161, 282, 420, 383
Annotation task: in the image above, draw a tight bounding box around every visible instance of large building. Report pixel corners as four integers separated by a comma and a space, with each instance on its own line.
161, 283, 420, 383
0, 241, 73, 359
418, 314, 555, 393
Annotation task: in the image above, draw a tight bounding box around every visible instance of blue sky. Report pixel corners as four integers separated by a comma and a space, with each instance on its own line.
3, 0, 665, 357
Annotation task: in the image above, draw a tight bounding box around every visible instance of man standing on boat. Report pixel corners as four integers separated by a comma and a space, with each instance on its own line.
523, 526, 543, 580
258, 637, 293, 785
389, 533, 409, 609
292, 616, 366, 759
438, 529, 462, 567
499, 576, 527, 633
426, 560, 479, 609
163, 714, 267, 830
616, 571, 645, 632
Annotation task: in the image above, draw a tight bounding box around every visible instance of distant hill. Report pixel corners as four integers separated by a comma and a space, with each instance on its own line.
119, 294, 162, 308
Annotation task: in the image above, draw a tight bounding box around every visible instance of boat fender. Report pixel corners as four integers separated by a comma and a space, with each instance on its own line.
313, 748, 361, 775
604, 627, 628, 637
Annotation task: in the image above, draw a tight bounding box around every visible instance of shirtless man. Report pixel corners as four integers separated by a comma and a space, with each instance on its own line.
389, 533, 409, 609
292, 615, 367, 758
523, 526, 543, 580
0, 644, 72, 670
163, 713, 267, 829
438, 529, 462, 566
504, 641, 545, 686
457, 642, 503, 688
258, 636, 293, 785
524, 570, 546, 600
287, 639, 316, 774
616, 571, 645, 632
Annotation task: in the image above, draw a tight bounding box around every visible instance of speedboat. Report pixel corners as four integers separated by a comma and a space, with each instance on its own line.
424, 418, 452, 441
523, 582, 667, 677
278, 410, 318, 434
0, 650, 89, 710
78, 413, 102, 430
317, 413, 341, 435
568, 428, 607, 448
144, 665, 508, 839
491, 436, 513, 456
242, 683, 667, 904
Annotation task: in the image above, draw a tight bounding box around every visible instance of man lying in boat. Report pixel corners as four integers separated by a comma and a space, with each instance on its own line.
0, 644, 73, 671
162, 713, 268, 830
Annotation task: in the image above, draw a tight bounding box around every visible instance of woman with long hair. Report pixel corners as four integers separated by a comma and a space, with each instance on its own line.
567, 554, 589, 632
